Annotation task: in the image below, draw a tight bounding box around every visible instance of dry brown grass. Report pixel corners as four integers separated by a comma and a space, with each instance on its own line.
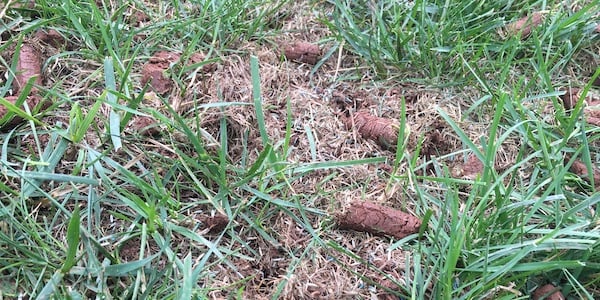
143, 1, 500, 298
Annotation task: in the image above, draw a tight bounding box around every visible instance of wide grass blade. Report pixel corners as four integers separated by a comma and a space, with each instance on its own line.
61, 204, 81, 273
250, 55, 269, 146
103, 57, 122, 151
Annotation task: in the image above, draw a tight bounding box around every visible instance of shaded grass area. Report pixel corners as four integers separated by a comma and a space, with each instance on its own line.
1, 0, 600, 299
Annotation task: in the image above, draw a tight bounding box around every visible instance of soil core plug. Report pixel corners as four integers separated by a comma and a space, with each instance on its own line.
283, 41, 320, 65
502, 12, 545, 39
1, 36, 46, 130
346, 110, 408, 149
531, 284, 564, 300
336, 201, 421, 239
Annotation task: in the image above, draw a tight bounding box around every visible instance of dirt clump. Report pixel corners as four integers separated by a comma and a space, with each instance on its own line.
559, 88, 600, 126
502, 12, 545, 39
141, 51, 217, 95
344, 110, 402, 149
188, 52, 217, 73
559, 87, 581, 110
452, 153, 484, 179
336, 201, 421, 239
199, 213, 229, 234
283, 41, 320, 65
1, 36, 48, 130
14, 42, 43, 93
569, 159, 600, 185
141, 51, 181, 94
130, 115, 160, 137
531, 284, 564, 300
129, 10, 150, 26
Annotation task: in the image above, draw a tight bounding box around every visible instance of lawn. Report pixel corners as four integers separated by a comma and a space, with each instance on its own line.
1, 0, 600, 299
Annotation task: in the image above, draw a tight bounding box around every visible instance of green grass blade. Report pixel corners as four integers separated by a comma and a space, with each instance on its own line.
4, 170, 99, 185
103, 57, 122, 151
104, 255, 158, 276
61, 204, 81, 273
177, 254, 193, 300
36, 271, 64, 300
250, 55, 269, 146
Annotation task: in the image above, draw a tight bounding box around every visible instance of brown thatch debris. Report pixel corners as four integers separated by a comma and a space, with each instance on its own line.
336, 201, 421, 239
14, 42, 42, 94
130, 115, 159, 137
346, 110, 401, 149
569, 159, 600, 185
419, 119, 454, 159
283, 41, 320, 65
503, 12, 545, 39
531, 284, 564, 300
34, 29, 65, 48
141, 51, 181, 94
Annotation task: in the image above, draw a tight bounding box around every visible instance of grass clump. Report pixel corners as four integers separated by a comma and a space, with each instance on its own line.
325, 0, 599, 83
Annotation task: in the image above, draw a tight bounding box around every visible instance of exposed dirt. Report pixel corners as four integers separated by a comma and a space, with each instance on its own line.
569, 158, 600, 185
141, 51, 181, 95
129, 115, 160, 137
118, 237, 143, 262
532, 284, 565, 300
501, 12, 545, 39
198, 213, 229, 234
34, 29, 65, 49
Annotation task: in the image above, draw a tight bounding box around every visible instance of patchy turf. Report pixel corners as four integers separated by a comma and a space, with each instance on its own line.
1, 0, 600, 299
